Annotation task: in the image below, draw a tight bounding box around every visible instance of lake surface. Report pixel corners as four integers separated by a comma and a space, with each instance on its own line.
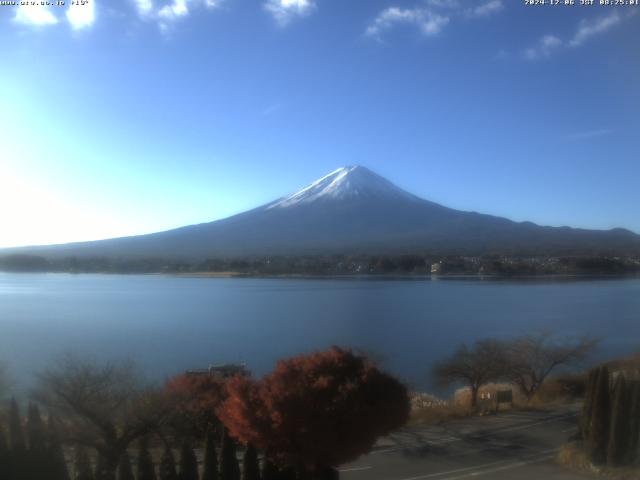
1, 273, 639, 392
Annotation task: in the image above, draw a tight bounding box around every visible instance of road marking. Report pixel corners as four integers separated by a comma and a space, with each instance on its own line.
371, 447, 403, 455
497, 413, 540, 419
338, 466, 373, 472
393, 449, 557, 480
440, 454, 554, 479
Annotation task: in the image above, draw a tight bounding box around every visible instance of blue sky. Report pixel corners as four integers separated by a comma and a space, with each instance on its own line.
0, 0, 638, 247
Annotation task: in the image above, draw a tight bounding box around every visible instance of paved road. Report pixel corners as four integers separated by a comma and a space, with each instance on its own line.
339, 406, 599, 480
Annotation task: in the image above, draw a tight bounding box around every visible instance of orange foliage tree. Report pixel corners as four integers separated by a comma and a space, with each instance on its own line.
218, 347, 410, 475
165, 373, 228, 436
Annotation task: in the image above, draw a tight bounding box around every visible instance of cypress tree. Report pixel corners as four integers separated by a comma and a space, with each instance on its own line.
0, 423, 10, 480
117, 452, 135, 480
261, 459, 277, 480
137, 437, 157, 480
202, 429, 218, 480
260, 460, 294, 480
10, 398, 27, 480
95, 454, 109, 480
9, 398, 26, 453
312, 468, 338, 480
73, 446, 94, 480
625, 380, 640, 464
48, 415, 71, 480
27, 403, 48, 480
277, 467, 295, 480
178, 439, 198, 480
159, 446, 178, 480
27, 404, 47, 454
580, 368, 598, 440
219, 430, 240, 480
242, 445, 260, 480
607, 375, 631, 466
587, 365, 610, 464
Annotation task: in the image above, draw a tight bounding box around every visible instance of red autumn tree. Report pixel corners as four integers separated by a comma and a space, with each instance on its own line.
165, 373, 228, 436
217, 375, 269, 448
219, 347, 410, 475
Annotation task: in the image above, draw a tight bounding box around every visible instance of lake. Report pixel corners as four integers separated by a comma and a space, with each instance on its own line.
1, 273, 639, 392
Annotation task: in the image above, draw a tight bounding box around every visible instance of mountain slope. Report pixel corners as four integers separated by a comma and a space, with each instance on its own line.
4, 166, 640, 258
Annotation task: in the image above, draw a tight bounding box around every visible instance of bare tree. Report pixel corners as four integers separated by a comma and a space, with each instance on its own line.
433, 339, 506, 409
34, 356, 173, 480
503, 332, 597, 401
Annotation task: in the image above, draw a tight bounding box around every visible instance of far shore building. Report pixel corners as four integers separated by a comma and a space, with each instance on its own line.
186, 363, 249, 379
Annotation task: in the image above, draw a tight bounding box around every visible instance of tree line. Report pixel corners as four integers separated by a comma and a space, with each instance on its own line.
1, 253, 638, 276
0, 347, 410, 480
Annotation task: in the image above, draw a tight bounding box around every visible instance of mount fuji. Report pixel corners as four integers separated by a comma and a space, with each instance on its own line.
5, 166, 640, 258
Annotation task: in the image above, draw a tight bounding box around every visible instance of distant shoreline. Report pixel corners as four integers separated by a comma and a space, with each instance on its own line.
2, 270, 640, 281
112, 271, 640, 281
2, 267, 640, 283
1, 253, 639, 278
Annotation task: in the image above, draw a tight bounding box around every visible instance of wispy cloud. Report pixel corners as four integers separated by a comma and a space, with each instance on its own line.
67, 0, 96, 30
469, 0, 502, 18
265, 0, 316, 26
569, 11, 621, 47
567, 128, 615, 141
131, 0, 223, 32
493, 48, 509, 60
366, 0, 502, 40
14, 4, 59, 26
524, 11, 626, 60
524, 34, 562, 60
425, 0, 458, 7
366, 7, 449, 38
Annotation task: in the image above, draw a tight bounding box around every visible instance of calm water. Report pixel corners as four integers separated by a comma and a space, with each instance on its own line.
1, 273, 639, 392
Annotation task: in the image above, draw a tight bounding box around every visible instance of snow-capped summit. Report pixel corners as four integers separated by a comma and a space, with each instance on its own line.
267, 165, 416, 209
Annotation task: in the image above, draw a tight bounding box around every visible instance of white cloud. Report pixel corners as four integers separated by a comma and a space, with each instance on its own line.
158, 0, 188, 20
134, 0, 154, 16
569, 12, 621, 47
12, 0, 225, 32
524, 34, 562, 60
14, 4, 59, 26
524, 11, 626, 60
14, 0, 96, 30
67, 0, 96, 30
134, 0, 223, 32
265, 0, 316, 26
366, 7, 449, 38
366, 0, 502, 40
470, 0, 502, 18
425, 0, 459, 8
425, 0, 502, 16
